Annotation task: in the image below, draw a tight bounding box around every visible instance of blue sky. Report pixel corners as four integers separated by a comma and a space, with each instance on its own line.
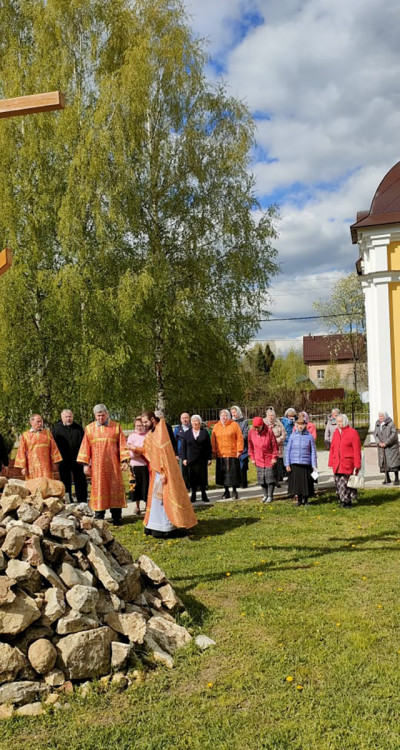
184, 0, 400, 351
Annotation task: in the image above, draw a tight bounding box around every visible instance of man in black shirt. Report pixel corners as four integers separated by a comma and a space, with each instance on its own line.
52, 409, 87, 503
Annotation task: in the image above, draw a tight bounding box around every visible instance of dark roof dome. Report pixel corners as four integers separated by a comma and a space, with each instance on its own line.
351, 161, 400, 243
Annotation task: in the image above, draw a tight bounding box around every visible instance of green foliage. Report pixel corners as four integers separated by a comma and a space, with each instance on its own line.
0, 0, 278, 429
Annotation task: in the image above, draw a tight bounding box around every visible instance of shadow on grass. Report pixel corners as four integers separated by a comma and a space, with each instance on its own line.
189, 515, 259, 539
308, 490, 400, 508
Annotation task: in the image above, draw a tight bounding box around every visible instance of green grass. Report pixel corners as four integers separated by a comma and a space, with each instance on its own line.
3, 488, 400, 749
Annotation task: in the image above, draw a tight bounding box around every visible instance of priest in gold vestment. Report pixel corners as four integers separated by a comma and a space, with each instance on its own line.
77, 404, 129, 525
15, 414, 62, 479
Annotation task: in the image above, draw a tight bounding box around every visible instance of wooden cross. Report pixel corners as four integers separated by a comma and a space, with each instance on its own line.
0, 90, 66, 276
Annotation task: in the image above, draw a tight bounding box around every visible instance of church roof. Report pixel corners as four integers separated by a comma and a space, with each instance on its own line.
350, 161, 400, 243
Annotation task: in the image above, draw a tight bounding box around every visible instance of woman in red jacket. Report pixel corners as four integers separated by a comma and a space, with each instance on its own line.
249, 417, 278, 503
328, 414, 362, 507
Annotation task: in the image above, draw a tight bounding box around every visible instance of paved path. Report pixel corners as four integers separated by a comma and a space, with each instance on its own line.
121, 447, 391, 518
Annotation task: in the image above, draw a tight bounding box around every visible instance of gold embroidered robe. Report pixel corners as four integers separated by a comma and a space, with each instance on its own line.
14, 429, 62, 479
77, 420, 129, 511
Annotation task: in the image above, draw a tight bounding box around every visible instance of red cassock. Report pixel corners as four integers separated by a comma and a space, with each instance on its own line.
77, 420, 130, 511
14, 429, 62, 479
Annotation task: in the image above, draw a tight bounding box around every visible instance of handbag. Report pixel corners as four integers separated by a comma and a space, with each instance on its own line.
347, 473, 364, 489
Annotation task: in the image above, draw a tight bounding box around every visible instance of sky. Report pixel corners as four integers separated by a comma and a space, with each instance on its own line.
184, 0, 400, 353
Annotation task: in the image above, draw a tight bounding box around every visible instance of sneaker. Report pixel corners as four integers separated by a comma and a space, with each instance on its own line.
265, 497, 272, 504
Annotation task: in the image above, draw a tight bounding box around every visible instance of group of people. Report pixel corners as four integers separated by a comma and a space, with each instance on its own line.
4, 403, 400, 539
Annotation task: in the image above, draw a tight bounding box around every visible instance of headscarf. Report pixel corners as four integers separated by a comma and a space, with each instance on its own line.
191, 414, 202, 424
299, 411, 309, 423
284, 408, 296, 418
231, 405, 243, 419
219, 409, 231, 420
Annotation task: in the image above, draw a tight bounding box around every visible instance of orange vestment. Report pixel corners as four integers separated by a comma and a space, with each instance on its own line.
14, 429, 62, 479
211, 420, 244, 458
143, 419, 197, 530
77, 420, 129, 511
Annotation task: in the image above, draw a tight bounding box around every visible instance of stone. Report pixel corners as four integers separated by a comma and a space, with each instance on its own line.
195, 634, 216, 651
33, 514, 51, 534
44, 669, 65, 686
30, 489, 44, 513
107, 540, 133, 566
157, 583, 182, 611
5, 559, 32, 582
64, 532, 90, 551
85, 528, 103, 546
0, 576, 16, 605
146, 616, 192, 654
19, 569, 43, 596
28, 639, 57, 674
6, 520, 43, 537
25, 477, 65, 499
56, 626, 115, 680
86, 542, 125, 593
21, 536, 43, 567
15, 701, 44, 716
57, 679, 74, 694
96, 590, 122, 616
58, 562, 94, 588
111, 642, 131, 670
137, 555, 167, 584
144, 634, 174, 668
3, 480, 30, 499
49, 517, 77, 540
143, 590, 162, 610
1, 494, 23, 515
0, 644, 28, 683
1, 527, 27, 558
56, 610, 99, 635
126, 603, 150, 619
45, 691, 61, 704
79, 516, 93, 531
65, 585, 99, 613
37, 563, 67, 591
71, 550, 91, 571
42, 538, 64, 565
111, 672, 128, 689
17, 503, 40, 524
150, 608, 174, 622
0, 704, 14, 718
117, 563, 142, 602
41, 588, 66, 626
0, 680, 48, 706
92, 519, 113, 543
0, 552, 6, 573
43, 497, 64, 514
14, 625, 53, 655
0, 477, 7, 490
104, 612, 146, 644
0, 590, 41, 635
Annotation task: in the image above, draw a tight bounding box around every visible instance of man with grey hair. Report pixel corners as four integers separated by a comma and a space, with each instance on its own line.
52, 409, 86, 503
77, 404, 130, 525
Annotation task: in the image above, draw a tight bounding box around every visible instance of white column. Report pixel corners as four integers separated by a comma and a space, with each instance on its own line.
363, 279, 393, 433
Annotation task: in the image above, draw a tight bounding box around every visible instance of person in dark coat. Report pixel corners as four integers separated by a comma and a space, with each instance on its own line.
374, 412, 400, 485
0, 432, 9, 475
52, 409, 87, 503
231, 405, 249, 488
182, 415, 212, 503
174, 412, 191, 490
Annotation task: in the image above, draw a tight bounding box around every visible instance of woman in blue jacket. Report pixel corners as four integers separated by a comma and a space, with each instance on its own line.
286, 414, 317, 506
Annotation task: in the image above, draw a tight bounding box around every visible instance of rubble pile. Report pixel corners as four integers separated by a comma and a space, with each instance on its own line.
0, 477, 192, 714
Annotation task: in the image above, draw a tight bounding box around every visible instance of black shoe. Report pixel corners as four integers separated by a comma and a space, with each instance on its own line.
191, 493, 196, 503
232, 489, 239, 499
221, 490, 230, 499
394, 480, 400, 486
201, 494, 209, 503
382, 479, 391, 485
112, 518, 122, 526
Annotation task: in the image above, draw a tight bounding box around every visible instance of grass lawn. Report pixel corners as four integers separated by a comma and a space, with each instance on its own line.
2, 488, 400, 749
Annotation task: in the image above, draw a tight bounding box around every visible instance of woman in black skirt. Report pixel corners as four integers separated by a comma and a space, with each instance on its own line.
286, 414, 317, 506
182, 415, 212, 503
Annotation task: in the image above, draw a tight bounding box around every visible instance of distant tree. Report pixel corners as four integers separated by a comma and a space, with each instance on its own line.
313, 273, 366, 392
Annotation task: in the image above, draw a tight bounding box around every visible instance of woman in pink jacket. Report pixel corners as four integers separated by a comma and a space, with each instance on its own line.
328, 414, 361, 508
249, 417, 278, 503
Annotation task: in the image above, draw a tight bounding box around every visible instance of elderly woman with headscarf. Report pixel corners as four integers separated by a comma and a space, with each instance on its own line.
264, 408, 286, 485
324, 408, 340, 449
182, 415, 212, 503
286, 414, 317, 506
328, 414, 362, 508
231, 405, 249, 488
281, 407, 297, 478
374, 412, 400, 485
211, 409, 244, 499
299, 411, 317, 442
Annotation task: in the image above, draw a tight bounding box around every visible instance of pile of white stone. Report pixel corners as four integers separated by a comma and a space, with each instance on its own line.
0, 477, 193, 717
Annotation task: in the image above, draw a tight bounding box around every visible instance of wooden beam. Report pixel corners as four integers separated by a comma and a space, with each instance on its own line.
0, 248, 12, 277
0, 91, 66, 119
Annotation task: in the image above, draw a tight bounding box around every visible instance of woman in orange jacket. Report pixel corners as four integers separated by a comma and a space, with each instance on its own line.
211, 409, 244, 499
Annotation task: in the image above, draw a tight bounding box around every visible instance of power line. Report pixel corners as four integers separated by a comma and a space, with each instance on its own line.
258, 313, 360, 322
